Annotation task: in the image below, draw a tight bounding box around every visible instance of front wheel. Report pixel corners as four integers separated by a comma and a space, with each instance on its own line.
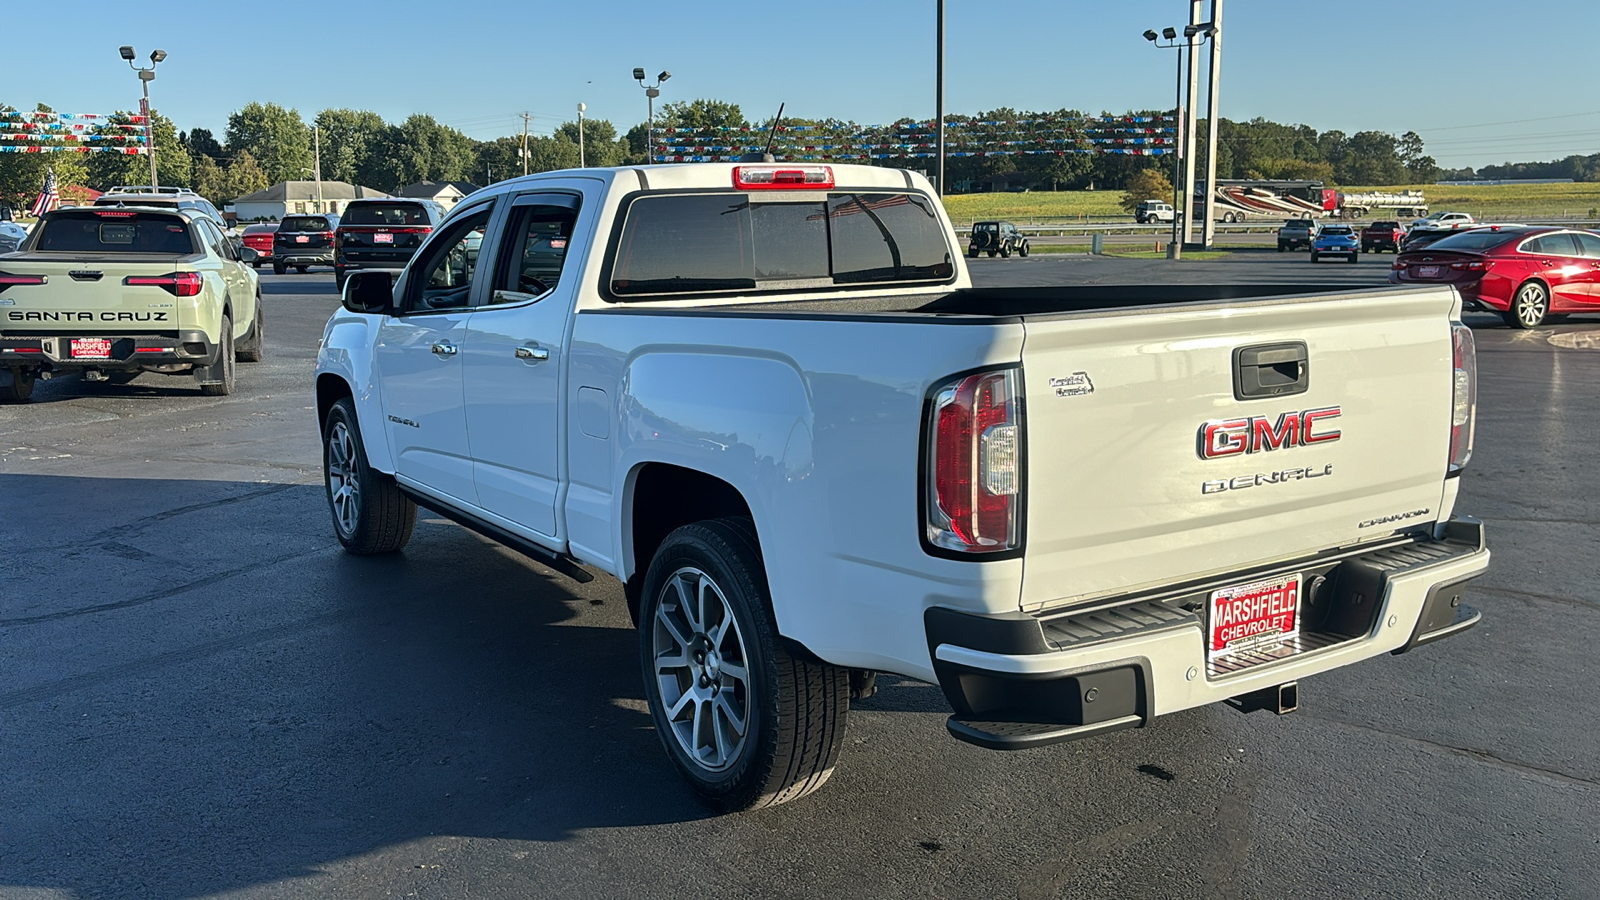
323, 397, 416, 554
1508, 281, 1550, 328
640, 519, 849, 811
1018, 241, 1030, 258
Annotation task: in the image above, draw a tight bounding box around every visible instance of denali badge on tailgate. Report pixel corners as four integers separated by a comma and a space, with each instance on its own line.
1198, 407, 1341, 459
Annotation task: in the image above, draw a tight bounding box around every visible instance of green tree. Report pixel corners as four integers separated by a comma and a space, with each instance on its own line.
1337, 131, 1406, 185
555, 118, 626, 167
224, 149, 269, 202
1121, 168, 1175, 213
85, 110, 191, 190
225, 102, 312, 185
193, 154, 228, 204
180, 128, 224, 163
365, 115, 478, 188
314, 108, 387, 185
0, 104, 89, 210
475, 136, 525, 183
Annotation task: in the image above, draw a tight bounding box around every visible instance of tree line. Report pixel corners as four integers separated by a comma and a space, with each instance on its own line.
2, 96, 1466, 212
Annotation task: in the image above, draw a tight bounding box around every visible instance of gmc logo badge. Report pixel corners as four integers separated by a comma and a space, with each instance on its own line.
1199, 407, 1341, 459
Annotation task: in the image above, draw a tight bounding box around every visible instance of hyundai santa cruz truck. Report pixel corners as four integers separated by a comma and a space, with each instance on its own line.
313, 162, 1490, 811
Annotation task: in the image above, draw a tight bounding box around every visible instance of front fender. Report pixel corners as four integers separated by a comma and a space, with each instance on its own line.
315, 310, 393, 474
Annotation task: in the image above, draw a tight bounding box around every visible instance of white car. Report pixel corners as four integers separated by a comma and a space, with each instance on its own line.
1411, 211, 1476, 231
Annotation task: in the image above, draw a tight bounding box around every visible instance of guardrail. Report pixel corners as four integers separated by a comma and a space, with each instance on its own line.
949, 218, 1600, 236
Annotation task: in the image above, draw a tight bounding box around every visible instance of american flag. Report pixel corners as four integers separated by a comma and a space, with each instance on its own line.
29, 167, 60, 217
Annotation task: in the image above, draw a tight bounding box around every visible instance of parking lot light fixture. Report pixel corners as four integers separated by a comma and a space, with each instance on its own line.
119, 45, 165, 189
1162, 27, 1178, 40
635, 68, 670, 164
1143, 26, 1205, 259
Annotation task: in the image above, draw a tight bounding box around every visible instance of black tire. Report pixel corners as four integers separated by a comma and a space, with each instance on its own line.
199, 315, 236, 396
251, 261, 261, 269
1508, 281, 1550, 329
1018, 241, 1030, 258
1348, 253, 1359, 264
988, 249, 997, 258
295, 265, 309, 274
999, 244, 1011, 259
272, 260, 286, 276
967, 248, 979, 259
322, 397, 416, 554
0, 367, 35, 403
1278, 244, 1287, 253
1310, 253, 1320, 263
640, 518, 849, 812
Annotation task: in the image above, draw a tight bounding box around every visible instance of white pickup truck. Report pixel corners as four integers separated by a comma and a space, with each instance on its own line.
314, 162, 1490, 811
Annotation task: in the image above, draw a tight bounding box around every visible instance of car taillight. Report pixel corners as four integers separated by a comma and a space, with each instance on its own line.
0, 272, 47, 293
925, 368, 1021, 554
1449, 323, 1476, 474
733, 165, 835, 190
125, 272, 203, 297
320, 231, 334, 242
1449, 260, 1487, 271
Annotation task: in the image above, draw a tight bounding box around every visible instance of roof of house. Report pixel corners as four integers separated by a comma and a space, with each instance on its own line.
232, 181, 390, 204
394, 180, 482, 200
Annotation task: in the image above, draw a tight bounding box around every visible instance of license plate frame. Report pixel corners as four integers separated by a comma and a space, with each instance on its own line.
70, 337, 113, 359
295, 235, 309, 243
373, 232, 394, 244
1416, 265, 1440, 277
1207, 572, 1302, 659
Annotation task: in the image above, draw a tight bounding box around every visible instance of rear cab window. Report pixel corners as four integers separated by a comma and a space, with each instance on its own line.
279, 216, 332, 232
608, 191, 954, 299
34, 210, 196, 254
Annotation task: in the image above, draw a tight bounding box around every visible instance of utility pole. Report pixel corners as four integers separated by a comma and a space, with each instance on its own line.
313, 125, 324, 213
1201, 0, 1224, 248
521, 112, 532, 176
935, 0, 945, 195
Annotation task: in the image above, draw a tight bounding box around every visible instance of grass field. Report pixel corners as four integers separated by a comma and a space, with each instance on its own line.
944, 182, 1600, 224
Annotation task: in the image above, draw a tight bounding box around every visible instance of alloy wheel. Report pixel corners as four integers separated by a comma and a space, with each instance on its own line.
326, 421, 361, 537
1516, 284, 1548, 328
651, 566, 753, 772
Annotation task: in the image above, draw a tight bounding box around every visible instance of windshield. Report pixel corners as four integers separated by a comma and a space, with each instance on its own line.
35, 210, 195, 253
342, 203, 430, 226
1421, 230, 1527, 251
610, 191, 954, 298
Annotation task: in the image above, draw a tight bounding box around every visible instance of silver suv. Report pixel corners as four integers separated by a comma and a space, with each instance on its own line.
95, 186, 228, 232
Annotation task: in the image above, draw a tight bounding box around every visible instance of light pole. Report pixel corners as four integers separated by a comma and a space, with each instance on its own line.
577, 102, 586, 167
119, 45, 166, 188
633, 68, 670, 163
1143, 23, 1213, 259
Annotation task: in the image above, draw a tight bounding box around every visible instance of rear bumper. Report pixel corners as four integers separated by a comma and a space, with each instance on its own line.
0, 331, 217, 370
925, 518, 1490, 750
273, 248, 334, 265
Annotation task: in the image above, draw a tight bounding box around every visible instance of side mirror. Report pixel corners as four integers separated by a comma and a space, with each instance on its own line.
343, 271, 395, 315
240, 245, 259, 264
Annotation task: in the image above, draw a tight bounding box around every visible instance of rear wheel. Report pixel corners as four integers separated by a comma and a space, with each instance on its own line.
640, 519, 849, 811
272, 260, 286, 276
0, 367, 35, 403
323, 397, 416, 554
1278, 244, 1287, 253
198, 315, 236, 396
999, 244, 1011, 258
1508, 281, 1550, 328
295, 265, 309, 274
988, 249, 997, 258
1310, 253, 1320, 263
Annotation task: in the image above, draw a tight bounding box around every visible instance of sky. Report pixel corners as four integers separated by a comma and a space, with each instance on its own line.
5, 0, 1597, 171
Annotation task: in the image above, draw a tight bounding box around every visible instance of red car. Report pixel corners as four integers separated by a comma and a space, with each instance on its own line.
240, 223, 279, 269
1390, 226, 1600, 328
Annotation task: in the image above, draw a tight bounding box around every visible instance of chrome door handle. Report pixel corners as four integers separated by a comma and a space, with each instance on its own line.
430, 341, 457, 357
515, 345, 550, 361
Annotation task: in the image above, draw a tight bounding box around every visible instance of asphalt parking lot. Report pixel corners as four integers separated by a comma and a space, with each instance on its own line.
3, 255, 1596, 899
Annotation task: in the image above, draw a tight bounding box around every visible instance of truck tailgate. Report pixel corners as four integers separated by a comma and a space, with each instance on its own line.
0, 254, 196, 332
1018, 287, 1454, 611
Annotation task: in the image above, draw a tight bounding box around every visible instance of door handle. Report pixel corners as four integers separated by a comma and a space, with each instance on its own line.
430, 341, 457, 357
515, 345, 550, 361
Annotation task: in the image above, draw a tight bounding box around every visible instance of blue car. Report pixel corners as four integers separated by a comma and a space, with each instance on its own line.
1311, 224, 1359, 263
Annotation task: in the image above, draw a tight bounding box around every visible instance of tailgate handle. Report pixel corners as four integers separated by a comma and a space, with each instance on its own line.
1233, 341, 1308, 400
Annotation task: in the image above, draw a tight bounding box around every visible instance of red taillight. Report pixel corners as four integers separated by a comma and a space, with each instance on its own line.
1449, 324, 1476, 474
926, 369, 1020, 554
320, 231, 334, 241
124, 272, 203, 297
0, 272, 47, 290
1449, 260, 1487, 271
733, 165, 835, 190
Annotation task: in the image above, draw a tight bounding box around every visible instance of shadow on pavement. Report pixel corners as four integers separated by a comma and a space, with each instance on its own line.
0, 475, 712, 898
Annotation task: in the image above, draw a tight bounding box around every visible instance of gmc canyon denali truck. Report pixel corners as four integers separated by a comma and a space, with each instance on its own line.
314, 163, 1489, 811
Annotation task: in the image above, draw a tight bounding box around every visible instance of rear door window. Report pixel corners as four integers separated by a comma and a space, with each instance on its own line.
609, 191, 952, 298
1572, 232, 1600, 259
1525, 233, 1581, 257
36, 211, 195, 253
489, 194, 581, 306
